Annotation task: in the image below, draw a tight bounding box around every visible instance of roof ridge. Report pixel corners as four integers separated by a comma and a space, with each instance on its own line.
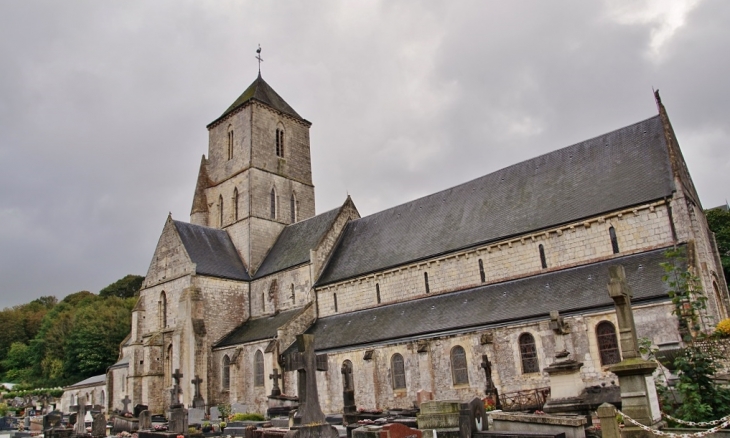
355, 114, 664, 222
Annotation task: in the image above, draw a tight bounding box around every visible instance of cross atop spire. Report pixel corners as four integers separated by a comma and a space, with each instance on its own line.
256, 44, 264, 75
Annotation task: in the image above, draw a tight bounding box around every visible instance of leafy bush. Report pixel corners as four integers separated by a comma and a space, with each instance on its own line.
0, 402, 8, 416
230, 413, 265, 422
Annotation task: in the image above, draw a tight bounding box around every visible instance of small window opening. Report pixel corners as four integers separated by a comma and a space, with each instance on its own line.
270, 188, 276, 219
450, 346, 469, 385
290, 284, 295, 304
227, 129, 234, 160
478, 259, 486, 283
222, 355, 231, 390
233, 188, 239, 221
609, 226, 620, 254
261, 293, 265, 312
334, 293, 338, 312
219, 195, 224, 227
519, 333, 539, 373
424, 272, 430, 293
275, 128, 284, 157
376, 283, 381, 304
596, 321, 621, 365
391, 353, 406, 389
254, 350, 264, 387
290, 193, 296, 223
539, 244, 547, 269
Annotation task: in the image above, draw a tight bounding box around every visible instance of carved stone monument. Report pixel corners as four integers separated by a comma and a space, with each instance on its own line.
74, 395, 89, 436
191, 375, 205, 409
167, 368, 188, 435
606, 265, 663, 438
91, 413, 106, 438
282, 334, 339, 438
542, 310, 587, 415
341, 361, 357, 425
270, 368, 283, 397
480, 354, 501, 410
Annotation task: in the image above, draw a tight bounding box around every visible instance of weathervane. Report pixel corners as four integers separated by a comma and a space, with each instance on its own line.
256, 44, 264, 74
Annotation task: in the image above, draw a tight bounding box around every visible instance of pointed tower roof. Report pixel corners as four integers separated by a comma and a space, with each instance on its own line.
207, 74, 308, 128
190, 155, 211, 216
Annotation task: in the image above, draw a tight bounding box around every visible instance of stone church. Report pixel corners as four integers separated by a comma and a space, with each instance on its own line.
105, 73, 729, 416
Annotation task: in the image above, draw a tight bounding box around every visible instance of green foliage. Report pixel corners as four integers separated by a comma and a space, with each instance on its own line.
0, 402, 8, 417
99, 275, 144, 299
2, 388, 64, 398
0, 275, 139, 388
230, 413, 265, 421
656, 248, 730, 422
217, 403, 231, 420
706, 207, 730, 284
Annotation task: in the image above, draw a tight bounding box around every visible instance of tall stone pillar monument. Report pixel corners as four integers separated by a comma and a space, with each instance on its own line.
607, 265, 663, 438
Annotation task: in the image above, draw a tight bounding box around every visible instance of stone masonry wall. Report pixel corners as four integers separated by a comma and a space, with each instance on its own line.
249, 265, 312, 318
304, 301, 676, 413
143, 218, 196, 289
212, 340, 273, 415
312, 198, 361, 280
317, 202, 674, 317
207, 106, 252, 185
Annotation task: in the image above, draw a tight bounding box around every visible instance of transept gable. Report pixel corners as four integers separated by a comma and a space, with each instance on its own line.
143, 215, 196, 288
173, 220, 250, 281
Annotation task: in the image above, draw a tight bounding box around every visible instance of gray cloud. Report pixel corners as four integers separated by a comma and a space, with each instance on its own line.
1, 0, 728, 308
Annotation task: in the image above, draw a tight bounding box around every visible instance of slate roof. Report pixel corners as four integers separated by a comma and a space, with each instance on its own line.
109, 357, 130, 370
208, 74, 306, 127
318, 115, 675, 285
305, 246, 675, 352
66, 374, 107, 389
214, 307, 304, 348
174, 221, 250, 281
255, 207, 342, 278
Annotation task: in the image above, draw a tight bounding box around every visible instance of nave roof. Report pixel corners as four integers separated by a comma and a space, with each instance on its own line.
318, 115, 674, 285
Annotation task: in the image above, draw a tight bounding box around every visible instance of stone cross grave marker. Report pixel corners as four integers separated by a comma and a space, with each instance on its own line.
74, 395, 87, 436
171, 368, 183, 407
607, 265, 638, 359
191, 375, 205, 408
549, 310, 570, 359
269, 368, 282, 396
480, 354, 501, 409
282, 334, 328, 425
121, 395, 131, 415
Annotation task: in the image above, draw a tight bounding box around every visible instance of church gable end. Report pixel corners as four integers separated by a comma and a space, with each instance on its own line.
143, 215, 196, 288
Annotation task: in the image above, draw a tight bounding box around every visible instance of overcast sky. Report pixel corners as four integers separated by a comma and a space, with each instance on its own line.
1, 1, 729, 309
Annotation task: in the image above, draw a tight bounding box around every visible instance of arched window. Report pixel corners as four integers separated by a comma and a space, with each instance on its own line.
334, 293, 338, 312
222, 355, 231, 390
539, 244, 547, 269
376, 283, 381, 304
342, 360, 354, 391
391, 353, 406, 389
424, 272, 430, 293
100, 390, 105, 408
254, 350, 265, 387
596, 321, 620, 365
227, 126, 234, 160
233, 188, 239, 221
290, 284, 295, 304
270, 188, 277, 219
450, 346, 469, 385
160, 291, 167, 329
519, 333, 539, 373
290, 193, 296, 223
609, 226, 620, 254
478, 259, 486, 283
219, 195, 224, 227
275, 128, 284, 157
166, 345, 173, 386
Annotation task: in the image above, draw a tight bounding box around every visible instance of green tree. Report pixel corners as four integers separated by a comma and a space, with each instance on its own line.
706, 207, 730, 283
99, 275, 144, 298
1, 342, 33, 383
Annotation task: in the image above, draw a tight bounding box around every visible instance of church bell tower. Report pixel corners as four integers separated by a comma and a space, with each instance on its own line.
190, 73, 315, 274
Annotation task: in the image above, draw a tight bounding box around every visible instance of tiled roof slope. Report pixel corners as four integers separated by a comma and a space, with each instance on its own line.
173, 221, 250, 281
65, 374, 107, 389
318, 115, 674, 285
209, 74, 306, 127
306, 247, 674, 352
215, 308, 303, 348
255, 207, 342, 278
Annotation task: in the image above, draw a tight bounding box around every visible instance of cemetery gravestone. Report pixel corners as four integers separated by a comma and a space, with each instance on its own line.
459, 398, 486, 438
91, 413, 106, 438
138, 410, 152, 431
232, 403, 248, 414
606, 265, 662, 438
121, 395, 132, 414
282, 334, 339, 438
210, 406, 221, 421
74, 396, 88, 436
191, 375, 205, 409
188, 408, 205, 425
